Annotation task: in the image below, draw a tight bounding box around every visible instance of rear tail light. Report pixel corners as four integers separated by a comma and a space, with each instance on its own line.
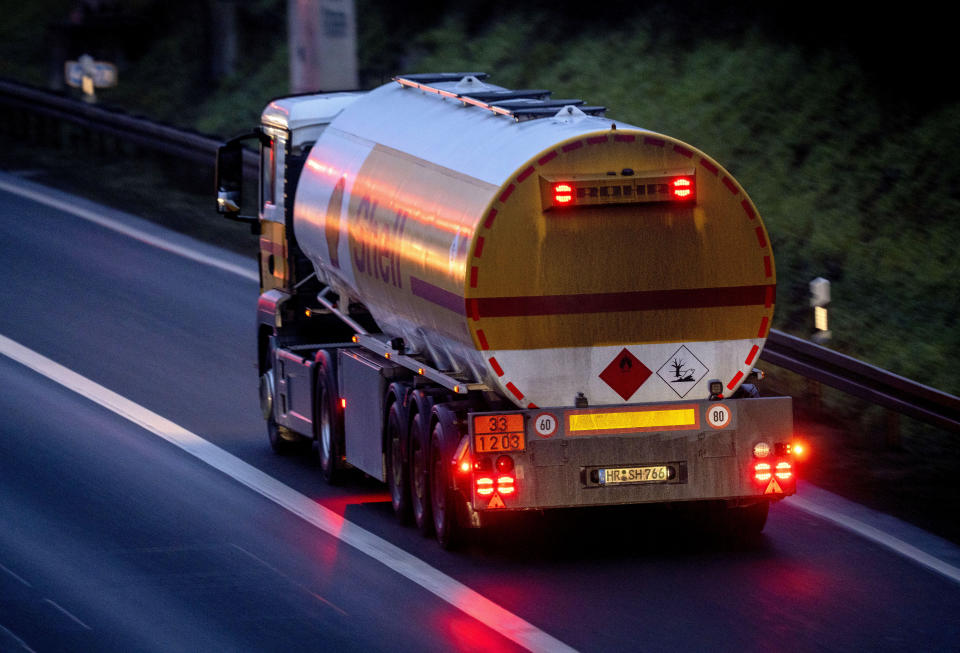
496, 475, 516, 495
553, 183, 574, 205
476, 477, 494, 496
671, 176, 694, 199
754, 462, 772, 483
775, 461, 793, 480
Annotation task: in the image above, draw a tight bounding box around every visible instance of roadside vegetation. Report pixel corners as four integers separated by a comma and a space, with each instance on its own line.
2, 0, 957, 539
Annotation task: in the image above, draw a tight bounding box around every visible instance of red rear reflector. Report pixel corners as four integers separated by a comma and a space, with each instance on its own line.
554, 183, 574, 205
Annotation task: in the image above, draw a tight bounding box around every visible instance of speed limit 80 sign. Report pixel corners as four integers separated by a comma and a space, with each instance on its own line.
706, 403, 733, 429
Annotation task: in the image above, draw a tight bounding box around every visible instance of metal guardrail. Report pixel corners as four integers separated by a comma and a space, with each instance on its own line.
0, 78, 259, 180
761, 331, 960, 432
2, 78, 958, 432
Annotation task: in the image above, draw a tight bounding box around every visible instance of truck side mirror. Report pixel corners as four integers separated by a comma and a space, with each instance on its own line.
215, 140, 244, 215
215, 130, 262, 234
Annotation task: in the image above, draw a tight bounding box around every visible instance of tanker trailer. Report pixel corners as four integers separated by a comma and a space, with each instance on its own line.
215, 73, 796, 548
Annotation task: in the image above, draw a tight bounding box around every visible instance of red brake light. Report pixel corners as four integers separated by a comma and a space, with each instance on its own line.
476, 477, 494, 496
754, 462, 772, 483
497, 475, 516, 495
553, 183, 574, 205
775, 461, 793, 480
671, 177, 694, 200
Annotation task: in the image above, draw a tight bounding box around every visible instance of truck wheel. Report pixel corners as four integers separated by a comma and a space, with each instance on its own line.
430, 425, 461, 550
409, 412, 433, 535
261, 368, 301, 455
387, 402, 411, 522
317, 380, 343, 484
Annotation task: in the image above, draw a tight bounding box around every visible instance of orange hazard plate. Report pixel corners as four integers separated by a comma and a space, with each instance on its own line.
473, 414, 525, 453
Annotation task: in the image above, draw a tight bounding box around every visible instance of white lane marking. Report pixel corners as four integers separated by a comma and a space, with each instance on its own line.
0, 562, 32, 588
43, 599, 92, 631
0, 334, 574, 653
787, 495, 960, 585
0, 178, 258, 283
0, 623, 37, 653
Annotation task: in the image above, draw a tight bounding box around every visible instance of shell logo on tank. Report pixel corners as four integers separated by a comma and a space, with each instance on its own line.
348, 194, 409, 290
324, 176, 346, 269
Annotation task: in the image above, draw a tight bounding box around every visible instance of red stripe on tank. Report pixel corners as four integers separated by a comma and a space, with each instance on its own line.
471, 285, 775, 318
758, 317, 770, 338
755, 227, 767, 248
538, 151, 558, 165
727, 371, 744, 390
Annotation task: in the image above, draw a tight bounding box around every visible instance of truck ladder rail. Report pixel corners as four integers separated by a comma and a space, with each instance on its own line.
315, 288, 369, 336
353, 333, 489, 395
393, 75, 606, 122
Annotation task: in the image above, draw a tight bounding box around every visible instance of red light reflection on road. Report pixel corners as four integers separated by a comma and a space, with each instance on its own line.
321, 490, 390, 518
432, 606, 522, 652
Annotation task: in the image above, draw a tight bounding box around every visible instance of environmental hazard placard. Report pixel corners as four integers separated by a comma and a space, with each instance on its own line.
657, 346, 708, 398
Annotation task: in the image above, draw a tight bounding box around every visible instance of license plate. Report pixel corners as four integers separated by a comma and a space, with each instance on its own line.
598, 465, 670, 485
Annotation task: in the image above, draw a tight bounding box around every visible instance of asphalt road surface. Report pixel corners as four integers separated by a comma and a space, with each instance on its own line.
1, 172, 958, 652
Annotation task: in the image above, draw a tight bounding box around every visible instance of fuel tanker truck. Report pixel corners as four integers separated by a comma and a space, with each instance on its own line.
215, 73, 796, 548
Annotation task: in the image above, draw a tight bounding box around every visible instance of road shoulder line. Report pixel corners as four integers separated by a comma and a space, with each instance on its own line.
786, 489, 960, 585
0, 332, 573, 653
0, 173, 257, 283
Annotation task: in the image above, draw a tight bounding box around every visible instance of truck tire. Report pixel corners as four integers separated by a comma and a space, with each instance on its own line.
409, 411, 433, 535
430, 424, 462, 550
316, 377, 343, 485
387, 402, 411, 522
261, 348, 302, 455
267, 408, 301, 454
